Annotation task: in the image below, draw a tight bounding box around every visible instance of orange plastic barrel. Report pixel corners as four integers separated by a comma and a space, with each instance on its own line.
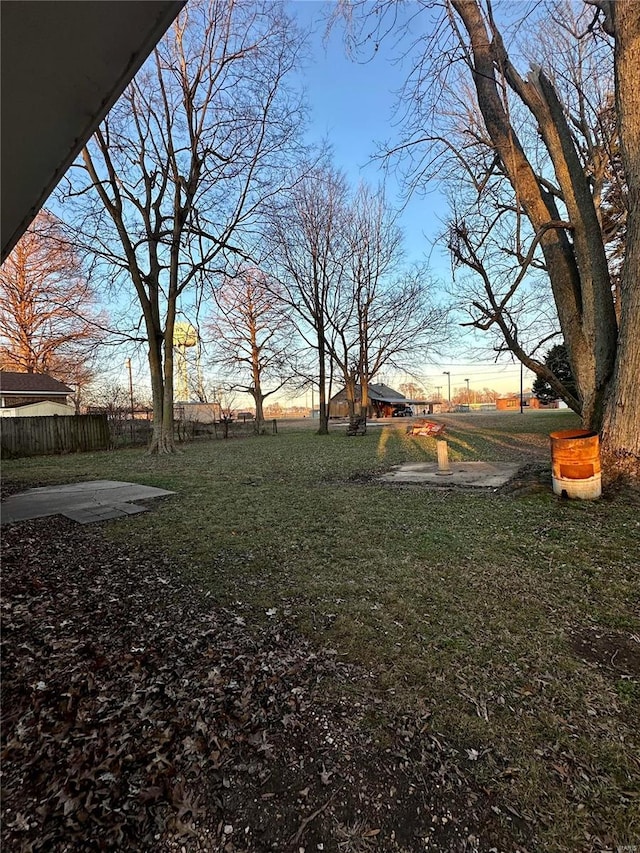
549, 429, 601, 500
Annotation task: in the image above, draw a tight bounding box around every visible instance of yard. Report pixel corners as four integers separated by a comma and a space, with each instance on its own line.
2, 411, 639, 852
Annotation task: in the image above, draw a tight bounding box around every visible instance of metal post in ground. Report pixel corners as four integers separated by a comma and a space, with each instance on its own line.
436, 439, 453, 476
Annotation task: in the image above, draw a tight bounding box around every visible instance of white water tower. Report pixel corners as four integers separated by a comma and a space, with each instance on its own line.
173, 322, 199, 401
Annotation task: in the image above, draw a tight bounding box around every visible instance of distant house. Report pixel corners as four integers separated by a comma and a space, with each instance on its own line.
330, 383, 432, 418
0, 371, 75, 417
496, 392, 558, 411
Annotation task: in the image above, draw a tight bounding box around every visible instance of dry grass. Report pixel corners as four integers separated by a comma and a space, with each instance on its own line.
3, 411, 639, 850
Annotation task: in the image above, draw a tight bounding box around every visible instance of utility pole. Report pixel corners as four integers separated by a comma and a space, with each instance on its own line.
443, 371, 451, 410
520, 361, 524, 414
465, 377, 470, 409
126, 358, 134, 441
436, 385, 442, 402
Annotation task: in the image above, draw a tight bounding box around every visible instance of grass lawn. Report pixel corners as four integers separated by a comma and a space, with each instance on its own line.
3, 410, 639, 850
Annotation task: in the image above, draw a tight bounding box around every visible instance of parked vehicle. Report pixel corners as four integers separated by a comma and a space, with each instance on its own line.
392, 406, 413, 417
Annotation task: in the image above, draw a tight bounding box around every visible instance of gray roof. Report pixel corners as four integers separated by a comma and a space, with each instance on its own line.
0, 371, 73, 395
368, 383, 407, 403
330, 383, 408, 405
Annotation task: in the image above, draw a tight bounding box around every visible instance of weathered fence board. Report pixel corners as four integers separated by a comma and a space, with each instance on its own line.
1, 415, 111, 458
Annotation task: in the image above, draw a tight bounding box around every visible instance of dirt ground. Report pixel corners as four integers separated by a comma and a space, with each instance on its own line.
1, 497, 530, 852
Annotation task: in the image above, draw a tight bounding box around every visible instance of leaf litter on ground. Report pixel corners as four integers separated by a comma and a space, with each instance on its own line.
1, 514, 527, 853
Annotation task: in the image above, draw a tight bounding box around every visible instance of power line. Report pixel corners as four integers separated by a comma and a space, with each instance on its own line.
423, 371, 533, 382
424, 362, 534, 370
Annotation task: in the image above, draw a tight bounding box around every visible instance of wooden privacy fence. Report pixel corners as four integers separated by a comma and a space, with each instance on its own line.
1, 414, 111, 458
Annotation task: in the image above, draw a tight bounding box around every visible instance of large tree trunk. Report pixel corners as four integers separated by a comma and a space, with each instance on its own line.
359, 376, 369, 421
450, 0, 640, 480
451, 1, 617, 432
530, 72, 618, 430
147, 331, 165, 453
250, 329, 267, 435
252, 390, 267, 435
316, 328, 330, 435
344, 374, 357, 419
600, 1, 640, 480
146, 317, 177, 455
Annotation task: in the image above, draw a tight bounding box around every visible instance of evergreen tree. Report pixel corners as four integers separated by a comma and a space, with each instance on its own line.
532, 345, 577, 406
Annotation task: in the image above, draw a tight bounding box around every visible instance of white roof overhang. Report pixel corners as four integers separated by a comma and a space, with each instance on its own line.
1, 0, 185, 262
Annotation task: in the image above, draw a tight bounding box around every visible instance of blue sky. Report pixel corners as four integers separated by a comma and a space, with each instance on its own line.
291, 1, 451, 270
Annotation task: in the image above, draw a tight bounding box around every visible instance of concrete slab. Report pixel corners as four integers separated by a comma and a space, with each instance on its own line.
1, 480, 174, 525
379, 461, 522, 488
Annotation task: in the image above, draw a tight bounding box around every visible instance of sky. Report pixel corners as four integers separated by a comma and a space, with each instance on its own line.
291, 1, 450, 267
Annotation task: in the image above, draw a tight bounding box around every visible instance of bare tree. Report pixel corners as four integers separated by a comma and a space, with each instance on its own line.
64, 0, 304, 453
399, 381, 426, 400
269, 170, 446, 430
0, 210, 105, 385
438, 1, 621, 414
207, 269, 297, 434
339, 183, 447, 423
214, 384, 238, 439
337, 0, 640, 480
477, 387, 500, 403
267, 164, 348, 435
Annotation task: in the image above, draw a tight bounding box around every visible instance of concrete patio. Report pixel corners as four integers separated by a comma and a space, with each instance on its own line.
1, 480, 175, 525
379, 461, 523, 488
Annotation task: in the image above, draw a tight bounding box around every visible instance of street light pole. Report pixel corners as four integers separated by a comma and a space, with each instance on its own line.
520, 361, 524, 414
443, 371, 451, 409
465, 377, 470, 409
